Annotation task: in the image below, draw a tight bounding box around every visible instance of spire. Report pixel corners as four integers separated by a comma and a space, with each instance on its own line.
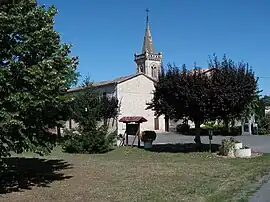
142, 9, 155, 54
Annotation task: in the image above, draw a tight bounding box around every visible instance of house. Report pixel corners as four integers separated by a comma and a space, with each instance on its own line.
66, 12, 168, 135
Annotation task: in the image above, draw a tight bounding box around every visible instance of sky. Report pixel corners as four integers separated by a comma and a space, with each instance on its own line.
38, 0, 270, 95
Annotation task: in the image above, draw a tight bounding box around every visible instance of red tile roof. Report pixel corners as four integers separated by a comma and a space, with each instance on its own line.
119, 116, 148, 123
67, 73, 157, 93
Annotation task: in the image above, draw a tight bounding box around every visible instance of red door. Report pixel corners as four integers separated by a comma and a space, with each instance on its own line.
154, 117, 159, 130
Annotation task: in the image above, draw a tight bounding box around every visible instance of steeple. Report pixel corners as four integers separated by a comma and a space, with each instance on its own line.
142, 9, 155, 54
134, 9, 163, 80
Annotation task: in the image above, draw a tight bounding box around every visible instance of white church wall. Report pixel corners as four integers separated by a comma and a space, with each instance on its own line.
94, 84, 117, 98
117, 74, 165, 135
95, 84, 118, 133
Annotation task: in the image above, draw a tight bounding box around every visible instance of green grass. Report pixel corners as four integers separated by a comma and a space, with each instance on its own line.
1, 147, 270, 202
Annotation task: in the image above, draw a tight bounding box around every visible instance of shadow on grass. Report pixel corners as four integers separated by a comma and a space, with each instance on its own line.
145, 143, 221, 153
0, 157, 72, 194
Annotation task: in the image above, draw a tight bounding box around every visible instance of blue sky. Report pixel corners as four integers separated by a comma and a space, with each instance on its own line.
38, 0, 270, 95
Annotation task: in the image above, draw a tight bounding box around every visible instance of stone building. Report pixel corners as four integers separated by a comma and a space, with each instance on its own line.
67, 12, 169, 135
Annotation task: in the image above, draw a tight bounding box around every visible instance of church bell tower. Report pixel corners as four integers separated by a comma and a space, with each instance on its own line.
134, 9, 163, 80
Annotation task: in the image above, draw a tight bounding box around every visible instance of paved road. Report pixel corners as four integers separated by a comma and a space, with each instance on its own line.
128, 133, 270, 153
250, 176, 270, 202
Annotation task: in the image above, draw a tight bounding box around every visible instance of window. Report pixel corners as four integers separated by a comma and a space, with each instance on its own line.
139, 65, 145, 73
151, 66, 157, 78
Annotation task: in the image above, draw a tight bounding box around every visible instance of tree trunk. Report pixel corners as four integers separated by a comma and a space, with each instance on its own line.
194, 121, 201, 145
248, 120, 252, 135
57, 126, 61, 136
224, 118, 230, 132
103, 118, 108, 128
241, 121, 244, 135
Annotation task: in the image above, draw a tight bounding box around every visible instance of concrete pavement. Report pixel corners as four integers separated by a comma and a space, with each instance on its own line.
129, 133, 270, 153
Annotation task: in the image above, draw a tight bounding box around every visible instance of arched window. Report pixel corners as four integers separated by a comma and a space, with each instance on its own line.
151, 65, 157, 78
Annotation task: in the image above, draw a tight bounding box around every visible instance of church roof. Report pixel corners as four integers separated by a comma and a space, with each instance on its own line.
142, 11, 155, 54
67, 73, 156, 93
189, 67, 216, 74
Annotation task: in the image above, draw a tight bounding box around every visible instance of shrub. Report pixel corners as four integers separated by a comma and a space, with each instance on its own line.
140, 130, 157, 142
62, 127, 117, 154
220, 137, 237, 156
229, 126, 242, 136
258, 114, 270, 135
201, 125, 241, 136
176, 123, 190, 134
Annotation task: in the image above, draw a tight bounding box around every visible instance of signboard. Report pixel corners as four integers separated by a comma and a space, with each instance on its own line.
126, 124, 139, 136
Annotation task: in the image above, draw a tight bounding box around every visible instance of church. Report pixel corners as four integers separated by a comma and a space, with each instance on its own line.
67, 12, 169, 135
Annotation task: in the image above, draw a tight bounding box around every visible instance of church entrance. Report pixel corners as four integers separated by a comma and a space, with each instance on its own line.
165, 117, 169, 132
154, 117, 159, 130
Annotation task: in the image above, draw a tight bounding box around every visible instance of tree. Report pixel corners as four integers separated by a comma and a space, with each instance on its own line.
69, 80, 119, 130
0, 0, 79, 157
208, 55, 258, 131
100, 95, 119, 127
63, 82, 119, 154
148, 64, 212, 144
261, 95, 270, 107
186, 68, 212, 143
147, 64, 180, 120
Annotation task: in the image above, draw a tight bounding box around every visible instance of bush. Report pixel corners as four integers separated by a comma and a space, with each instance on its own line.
229, 126, 241, 136
140, 130, 157, 142
258, 114, 270, 135
187, 125, 241, 136
220, 137, 237, 156
176, 123, 190, 134
62, 127, 117, 154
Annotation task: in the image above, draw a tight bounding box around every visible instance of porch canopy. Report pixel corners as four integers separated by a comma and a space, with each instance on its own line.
119, 116, 147, 147
119, 116, 147, 123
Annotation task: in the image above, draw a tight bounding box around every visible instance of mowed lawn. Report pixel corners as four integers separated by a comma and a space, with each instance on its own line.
1, 146, 270, 202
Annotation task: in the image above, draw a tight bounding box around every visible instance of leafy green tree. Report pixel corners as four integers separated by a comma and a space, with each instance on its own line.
100, 95, 119, 127
63, 81, 119, 154
147, 64, 181, 120
208, 55, 258, 131
0, 0, 79, 157
182, 67, 212, 144
69, 79, 119, 130
148, 64, 211, 144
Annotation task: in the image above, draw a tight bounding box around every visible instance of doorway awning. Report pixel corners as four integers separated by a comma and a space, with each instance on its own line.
119, 116, 147, 123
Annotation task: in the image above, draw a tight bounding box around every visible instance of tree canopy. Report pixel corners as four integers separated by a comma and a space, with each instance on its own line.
148, 55, 258, 143
0, 0, 79, 157
147, 64, 212, 144
209, 55, 258, 128
62, 82, 119, 154
69, 81, 119, 131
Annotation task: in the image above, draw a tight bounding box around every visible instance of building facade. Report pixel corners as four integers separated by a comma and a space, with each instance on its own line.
66, 12, 168, 134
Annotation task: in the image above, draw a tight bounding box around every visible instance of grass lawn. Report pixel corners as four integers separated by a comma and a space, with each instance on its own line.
1, 146, 270, 202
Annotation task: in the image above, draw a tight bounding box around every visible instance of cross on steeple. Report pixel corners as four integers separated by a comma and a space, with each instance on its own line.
134, 9, 163, 79
146, 8, 149, 23
142, 8, 154, 54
